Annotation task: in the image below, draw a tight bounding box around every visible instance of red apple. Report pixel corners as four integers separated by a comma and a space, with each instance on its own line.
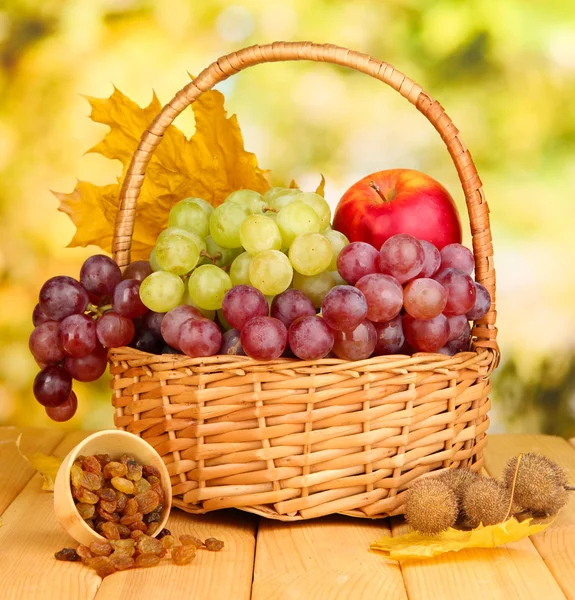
333, 169, 462, 250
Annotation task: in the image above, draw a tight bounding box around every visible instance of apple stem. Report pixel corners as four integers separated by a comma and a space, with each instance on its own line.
369, 181, 388, 202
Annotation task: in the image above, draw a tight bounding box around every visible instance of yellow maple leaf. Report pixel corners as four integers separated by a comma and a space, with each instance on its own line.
16, 433, 63, 492
370, 517, 553, 560
56, 86, 270, 260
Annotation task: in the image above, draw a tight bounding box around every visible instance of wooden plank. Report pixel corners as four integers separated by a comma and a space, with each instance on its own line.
0, 426, 65, 515
484, 433, 575, 600
0, 430, 99, 600
94, 509, 257, 600
251, 516, 407, 600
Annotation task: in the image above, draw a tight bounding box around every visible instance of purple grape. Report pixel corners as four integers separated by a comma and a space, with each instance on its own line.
270, 289, 316, 328
466, 282, 491, 321
337, 242, 380, 285
33, 365, 72, 407
29, 321, 65, 365
446, 314, 469, 342
178, 319, 222, 358
39, 276, 89, 321
122, 260, 153, 282
45, 391, 78, 422
379, 234, 424, 284
332, 320, 377, 361
112, 279, 148, 319
373, 315, 405, 355
80, 255, 122, 299
222, 285, 269, 330
129, 327, 163, 354
142, 311, 165, 337
240, 317, 287, 360
59, 314, 97, 358
440, 322, 472, 355
161, 305, 204, 349
440, 243, 474, 275
288, 316, 334, 360
32, 304, 51, 326
434, 268, 476, 316
403, 313, 449, 353
418, 240, 441, 278
355, 273, 403, 322
96, 311, 135, 348
161, 344, 182, 355
219, 329, 245, 355
64, 344, 108, 382
321, 285, 368, 332
403, 278, 447, 320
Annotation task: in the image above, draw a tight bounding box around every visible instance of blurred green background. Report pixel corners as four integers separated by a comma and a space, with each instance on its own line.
1, 0, 574, 436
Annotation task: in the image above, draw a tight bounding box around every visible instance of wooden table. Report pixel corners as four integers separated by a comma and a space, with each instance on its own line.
0, 428, 573, 600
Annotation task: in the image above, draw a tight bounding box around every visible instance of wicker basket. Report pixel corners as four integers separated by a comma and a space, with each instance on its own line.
108, 42, 499, 521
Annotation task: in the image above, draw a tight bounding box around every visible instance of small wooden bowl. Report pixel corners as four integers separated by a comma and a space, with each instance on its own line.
54, 429, 172, 546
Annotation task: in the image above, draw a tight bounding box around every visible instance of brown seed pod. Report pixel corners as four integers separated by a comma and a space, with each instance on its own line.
438, 468, 480, 503
502, 453, 568, 516
405, 477, 458, 535
461, 477, 510, 527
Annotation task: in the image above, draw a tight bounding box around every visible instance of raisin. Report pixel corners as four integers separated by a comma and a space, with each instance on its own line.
76, 545, 93, 562
120, 453, 137, 465
135, 553, 161, 568
81, 471, 102, 491
76, 488, 99, 504
111, 538, 136, 557
130, 530, 144, 540
172, 545, 196, 565
74, 454, 87, 466
85, 519, 95, 530
96, 506, 120, 523
146, 476, 160, 485
137, 535, 164, 555
120, 512, 143, 526
143, 465, 160, 478
161, 535, 176, 550
55, 547, 80, 561
87, 556, 116, 578
143, 510, 162, 525
89, 540, 113, 557
70, 465, 83, 489
76, 502, 96, 520
122, 498, 139, 517
180, 535, 203, 549
129, 521, 148, 533
126, 460, 143, 482
95, 453, 112, 467
151, 483, 165, 505
110, 555, 134, 571
134, 478, 151, 495
111, 477, 135, 495
204, 538, 225, 552
156, 528, 171, 539
98, 487, 117, 503
158, 549, 167, 559
102, 522, 120, 541
100, 499, 118, 514
135, 490, 160, 514
103, 461, 128, 479
117, 524, 131, 538
146, 522, 161, 536
83, 456, 102, 475
116, 492, 128, 513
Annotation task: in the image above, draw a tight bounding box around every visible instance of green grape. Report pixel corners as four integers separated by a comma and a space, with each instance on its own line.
289, 233, 333, 276
321, 225, 333, 234
184, 196, 214, 217
249, 249, 293, 296
209, 203, 247, 248
140, 271, 185, 312
240, 215, 282, 255
230, 252, 252, 286
324, 230, 350, 271
200, 236, 242, 268
188, 264, 232, 310
276, 201, 321, 248
269, 189, 300, 212
149, 248, 162, 272
331, 270, 347, 286
224, 189, 266, 215
292, 270, 335, 308
294, 192, 331, 231
157, 227, 206, 253
216, 309, 233, 331
181, 288, 216, 320
264, 186, 300, 203
168, 198, 210, 238
155, 229, 201, 275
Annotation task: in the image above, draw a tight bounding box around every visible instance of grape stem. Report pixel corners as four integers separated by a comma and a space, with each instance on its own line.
263, 206, 278, 214
200, 249, 222, 265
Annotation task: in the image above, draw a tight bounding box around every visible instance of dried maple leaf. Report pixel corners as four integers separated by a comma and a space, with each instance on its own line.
16, 433, 63, 492
56, 86, 270, 260
370, 517, 554, 560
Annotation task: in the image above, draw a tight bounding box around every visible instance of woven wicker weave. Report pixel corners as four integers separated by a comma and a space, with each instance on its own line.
108, 41, 499, 521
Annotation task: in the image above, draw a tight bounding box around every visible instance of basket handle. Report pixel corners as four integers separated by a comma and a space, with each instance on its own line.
112, 41, 498, 354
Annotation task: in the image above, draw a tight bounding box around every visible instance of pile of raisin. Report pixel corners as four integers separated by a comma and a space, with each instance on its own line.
55, 529, 225, 577
70, 453, 165, 539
